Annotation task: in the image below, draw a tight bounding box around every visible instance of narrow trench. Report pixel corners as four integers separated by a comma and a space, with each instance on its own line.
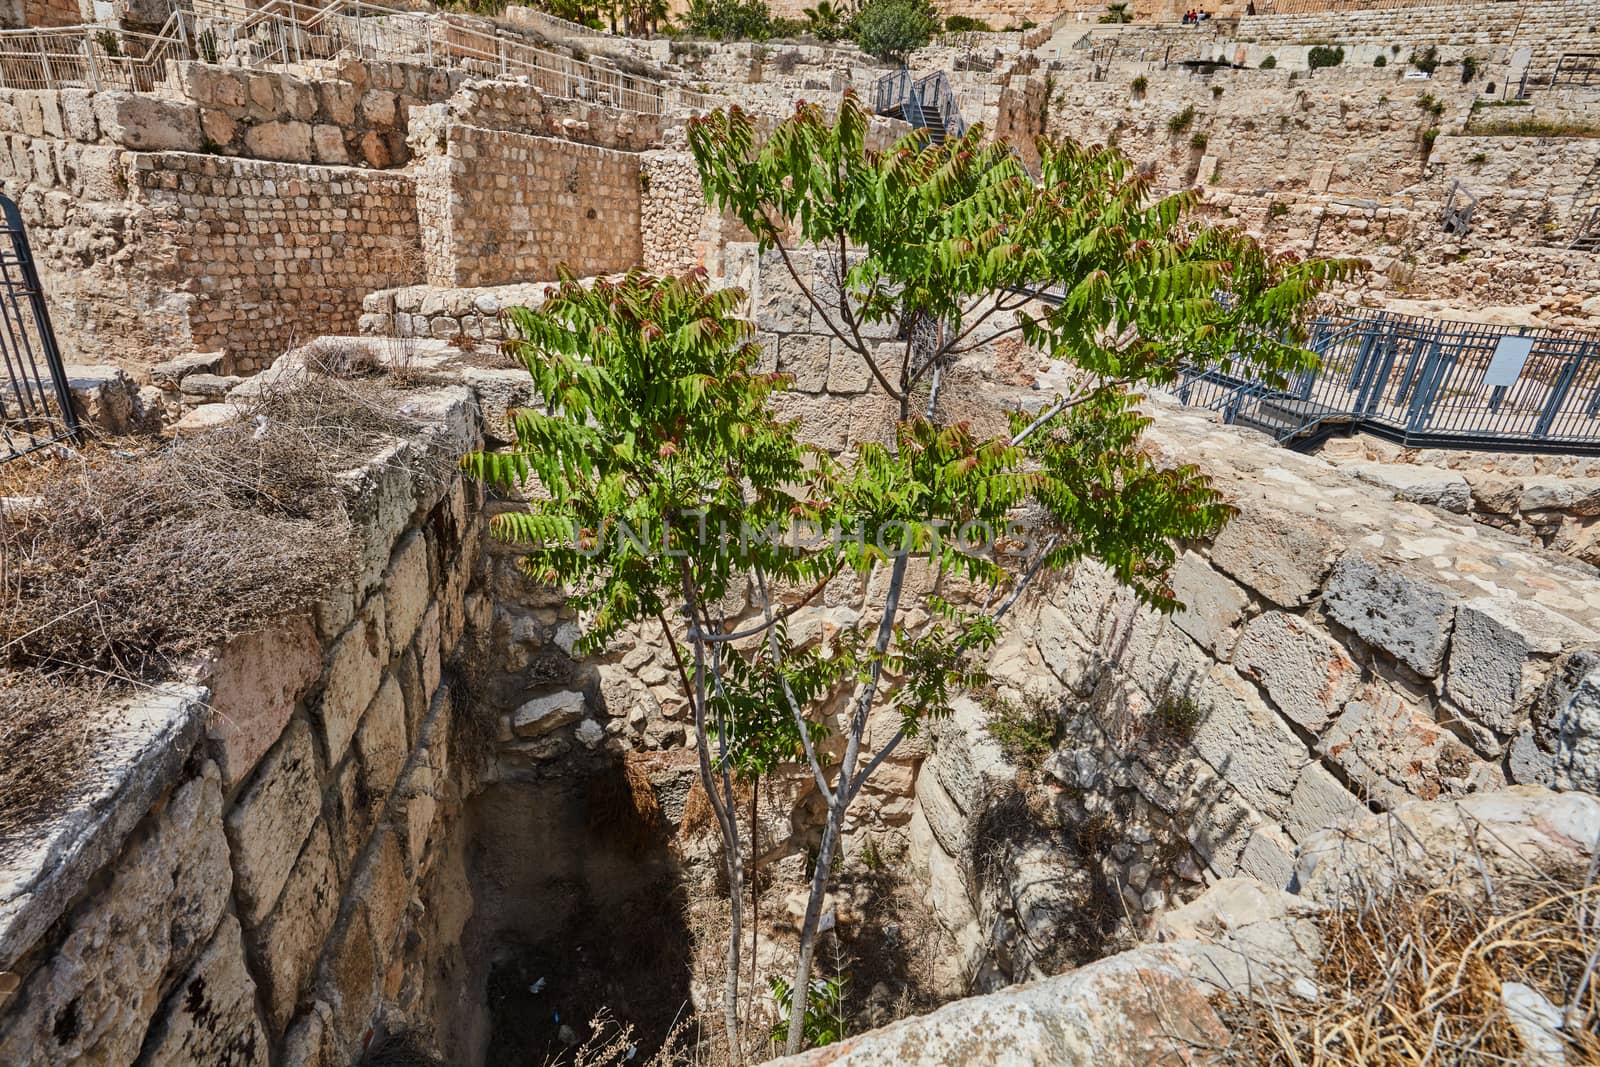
458, 770, 694, 1065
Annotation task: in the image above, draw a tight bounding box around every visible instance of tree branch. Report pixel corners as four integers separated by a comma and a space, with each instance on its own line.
754, 567, 836, 807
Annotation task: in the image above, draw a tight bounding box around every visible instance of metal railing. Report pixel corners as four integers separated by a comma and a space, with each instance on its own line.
1246, 0, 1514, 13
0, 192, 77, 464
0, 0, 715, 115
1176, 311, 1600, 454
873, 69, 967, 143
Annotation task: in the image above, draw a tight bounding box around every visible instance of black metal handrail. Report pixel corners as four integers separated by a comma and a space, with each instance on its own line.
1177, 311, 1600, 455
0, 191, 78, 464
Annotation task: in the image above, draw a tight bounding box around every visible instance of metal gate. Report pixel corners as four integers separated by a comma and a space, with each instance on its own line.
0, 191, 77, 464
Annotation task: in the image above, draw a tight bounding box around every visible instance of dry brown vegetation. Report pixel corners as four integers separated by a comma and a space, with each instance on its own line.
0, 370, 442, 840
1221, 864, 1600, 1065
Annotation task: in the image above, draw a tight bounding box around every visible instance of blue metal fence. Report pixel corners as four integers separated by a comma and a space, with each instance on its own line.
1176, 311, 1600, 454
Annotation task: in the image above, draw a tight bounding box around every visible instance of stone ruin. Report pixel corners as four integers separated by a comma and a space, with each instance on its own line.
1, 0, 1599, 1064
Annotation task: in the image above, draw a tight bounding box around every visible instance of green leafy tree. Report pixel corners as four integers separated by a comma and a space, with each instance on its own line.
689, 92, 1355, 1054
682, 0, 775, 40
801, 0, 852, 41
851, 0, 937, 62
1099, 1, 1133, 23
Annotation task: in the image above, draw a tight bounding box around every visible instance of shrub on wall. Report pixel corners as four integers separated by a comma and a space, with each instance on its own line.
1131, 74, 1148, 96
852, 0, 938, 61
1167, 104, 1196, 133
1259, 54, 1277, 69
682, 0, 775, 40
1308, 45, 1345, 69
944, 14, 991, 32
1373, 54, 1387, 67
1411, 45, 1440, 74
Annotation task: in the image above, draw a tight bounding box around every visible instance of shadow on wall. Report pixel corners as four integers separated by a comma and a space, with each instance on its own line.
461, 764, 693, 1067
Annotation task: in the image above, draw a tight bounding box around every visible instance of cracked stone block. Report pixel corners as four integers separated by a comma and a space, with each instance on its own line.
321, 597, 389, 761
0, 767, 230, 1066
1189, 666, 1304, 822
1343, 462, 1470, 513
1233, 611, 1360, 732
1170, 551, 1248, 659
206, 616, 322, 790
136, 914, 269, 1066
252, 821, 340, 1037
1319, 685, 1483, 807
1509, 649, 1600, 793
511, 690, 586, 737
225, 719, 322, 927
1322, 551, 1460, 677
1208, 505, 1341, 608
1445, 597, 1596, 735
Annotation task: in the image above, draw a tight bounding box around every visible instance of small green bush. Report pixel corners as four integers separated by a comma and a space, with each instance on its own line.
1099, 1, 1133, 23
682, 0, 775, 40
1461, 54, 1479, 83
1421, 126, 1440, 156
1373, 54, 1387, 68
1211, 84, 1224, 98
1189, 131, 1208, 151
944, 14, 991, 32
1416, 92, 1445, 117
1153, 695, 1202, 742
1131, 74, 1148, 95
853, 0, 939, 61
1167, 104, 1196, 133
1411, 45, 1439, 74
981, 691, 1062, 773
1259, 54, 1277, 69
1307, 44, 1345, 69
1269, 200, 1291, 219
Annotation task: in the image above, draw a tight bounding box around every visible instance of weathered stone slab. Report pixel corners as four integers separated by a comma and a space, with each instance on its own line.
1284, 763, 1365, 844
0, 684, 207, 971
252, 820, 340, 1035
383, 530, 431, 652
1208, 505, 1341, 608
1342, 462, 1470, 513
354, 676, 408, 802
511, 690, 586, 737
206, 616, 322, 789
1188, 666, 1303, 821
1510, 649, 1600, 793
1169, 552, 1248, 659
1445, 597, 1596, 735
1233, 612, 1359, 732
225, 719, 322, 927
1318, 685, 1481, 808
320, 597, 389, 762
1322, 551, 1459, 677
0, 766, 231, 1066
135, 914, 269, 1066
928, 695, 1017, 815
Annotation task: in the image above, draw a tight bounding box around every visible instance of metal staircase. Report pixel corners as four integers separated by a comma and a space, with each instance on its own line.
873, 69, 967, 145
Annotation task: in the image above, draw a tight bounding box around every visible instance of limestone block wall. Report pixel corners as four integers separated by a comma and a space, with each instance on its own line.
1045, 66, 1480, 197
907, 392, 1600, 983
128, 152, 422, 373
0, 386, 484, 1066
416, 123, 642, 288
1237, 0, 1599, 78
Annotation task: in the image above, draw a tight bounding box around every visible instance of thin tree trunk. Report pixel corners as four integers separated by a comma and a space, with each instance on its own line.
749, 780, 761, 1030
785, 548, 911, 1056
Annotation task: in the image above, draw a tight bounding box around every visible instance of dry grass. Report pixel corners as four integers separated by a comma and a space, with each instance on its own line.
1220, 864, 1600, 1065
0, 370, 442, 840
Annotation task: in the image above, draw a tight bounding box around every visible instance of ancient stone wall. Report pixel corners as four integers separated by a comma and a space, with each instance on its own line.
0, 386, 483, 1066
908, 392, 1600, 983
1237, 0, 1599, 78
415, 123, 642, 288
129, 152, 422, 373
1045, 66, 1480, 197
